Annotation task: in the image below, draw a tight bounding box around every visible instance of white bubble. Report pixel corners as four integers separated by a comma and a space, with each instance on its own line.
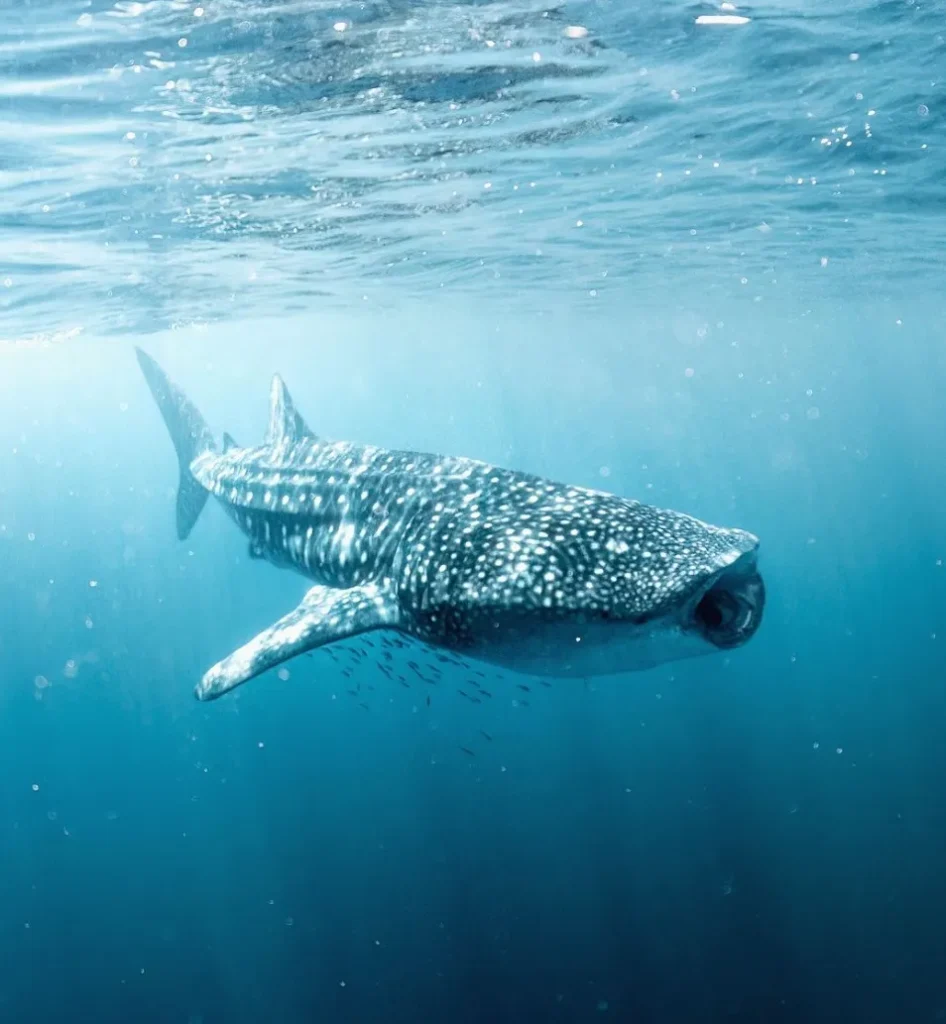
277, 668, 290, 681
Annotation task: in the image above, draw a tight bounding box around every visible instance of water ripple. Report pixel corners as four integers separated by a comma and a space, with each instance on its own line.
0, 0, 943, 339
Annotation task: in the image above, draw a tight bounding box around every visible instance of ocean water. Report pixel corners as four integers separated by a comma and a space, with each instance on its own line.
2, 1, 945, 1022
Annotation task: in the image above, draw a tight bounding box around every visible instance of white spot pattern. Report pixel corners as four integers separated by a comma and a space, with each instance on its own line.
193, 434, 759, 651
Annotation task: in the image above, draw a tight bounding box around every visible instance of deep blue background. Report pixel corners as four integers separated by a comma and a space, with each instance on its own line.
2, 299, 944, 1022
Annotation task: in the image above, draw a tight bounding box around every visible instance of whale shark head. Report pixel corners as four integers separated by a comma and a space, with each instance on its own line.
606, 505, 766, 655
438, 492, 766, 677
573, 501, 766, 671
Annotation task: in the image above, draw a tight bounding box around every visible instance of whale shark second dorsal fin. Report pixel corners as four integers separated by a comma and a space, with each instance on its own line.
265, 374, 317, 446
222, 432, 238, 453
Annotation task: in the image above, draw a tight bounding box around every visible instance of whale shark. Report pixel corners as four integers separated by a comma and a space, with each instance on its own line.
135, 348, 765, 701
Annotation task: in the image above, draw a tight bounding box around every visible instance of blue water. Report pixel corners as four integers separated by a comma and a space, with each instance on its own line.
2, 2, 945, 1022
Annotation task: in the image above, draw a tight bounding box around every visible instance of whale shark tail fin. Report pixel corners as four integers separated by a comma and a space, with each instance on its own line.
135, 347, 217, 541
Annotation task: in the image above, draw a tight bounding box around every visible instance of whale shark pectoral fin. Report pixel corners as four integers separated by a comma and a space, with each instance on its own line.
265, 373, 317, 446
195, 582, 399, 701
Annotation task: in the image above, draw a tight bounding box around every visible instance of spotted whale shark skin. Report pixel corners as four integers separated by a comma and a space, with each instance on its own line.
135, 347, 766, 701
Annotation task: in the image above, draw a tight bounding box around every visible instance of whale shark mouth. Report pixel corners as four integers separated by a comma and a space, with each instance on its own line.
691, 559, 766, 650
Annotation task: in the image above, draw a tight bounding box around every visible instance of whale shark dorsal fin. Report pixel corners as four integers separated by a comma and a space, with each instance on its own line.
222, 432, 238, 453
195, 582, 400, 700
265, 374, 317, 446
